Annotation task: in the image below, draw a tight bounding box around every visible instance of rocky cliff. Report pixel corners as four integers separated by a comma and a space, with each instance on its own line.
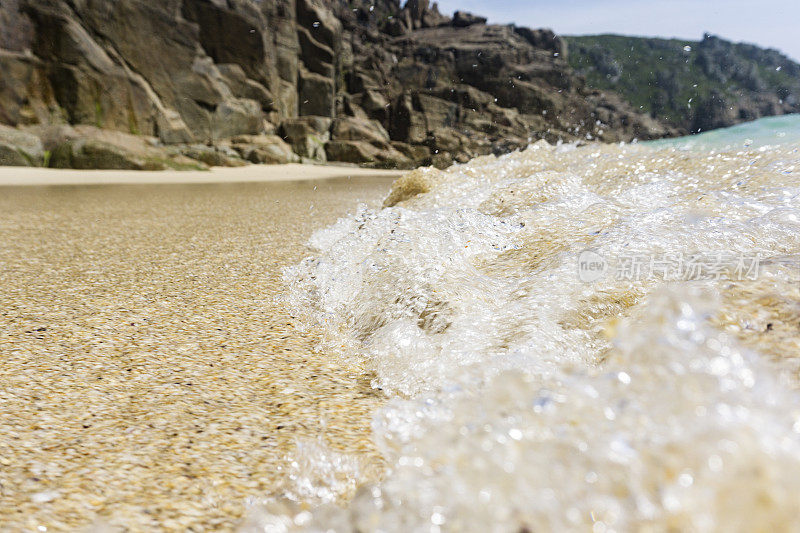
1, 0, 677, 170
567, 34, 800, 135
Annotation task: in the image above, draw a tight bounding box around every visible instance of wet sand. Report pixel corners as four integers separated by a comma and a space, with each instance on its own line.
0, 177, 392, 531
0, 164, 404, 187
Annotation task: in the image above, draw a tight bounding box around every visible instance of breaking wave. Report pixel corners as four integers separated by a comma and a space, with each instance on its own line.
258, 117, 800, 531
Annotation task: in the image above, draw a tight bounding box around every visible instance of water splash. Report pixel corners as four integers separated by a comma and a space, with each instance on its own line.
268, 131, 800, 531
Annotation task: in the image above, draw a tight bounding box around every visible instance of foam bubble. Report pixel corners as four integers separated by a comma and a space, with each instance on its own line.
271, 139, 800, 531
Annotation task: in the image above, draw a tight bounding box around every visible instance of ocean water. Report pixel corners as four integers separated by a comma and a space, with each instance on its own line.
647, 113, 800, 150
254, 117, 800, 531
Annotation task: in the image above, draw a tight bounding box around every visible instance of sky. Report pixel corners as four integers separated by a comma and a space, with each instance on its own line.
433, 0, 800, 61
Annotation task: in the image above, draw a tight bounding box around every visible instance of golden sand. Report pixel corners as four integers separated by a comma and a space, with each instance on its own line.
0, 176, 392, 531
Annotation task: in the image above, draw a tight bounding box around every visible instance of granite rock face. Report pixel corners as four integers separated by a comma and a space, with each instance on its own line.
0, 0, 679, 169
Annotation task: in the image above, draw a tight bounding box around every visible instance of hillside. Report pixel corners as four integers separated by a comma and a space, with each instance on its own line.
566, 33, 800, 134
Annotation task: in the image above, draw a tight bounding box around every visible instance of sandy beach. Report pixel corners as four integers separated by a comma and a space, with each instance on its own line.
0, 164, 404, 187
0, 174, 395, 531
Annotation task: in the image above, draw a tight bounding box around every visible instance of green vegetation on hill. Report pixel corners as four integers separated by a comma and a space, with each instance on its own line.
566, 34, 800, 133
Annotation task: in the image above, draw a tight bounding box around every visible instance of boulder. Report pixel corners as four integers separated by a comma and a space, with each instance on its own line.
430, 150, 454, 169
425, 127, 465, 153
230, 134, 299, 164
324, 140, 378, 164
279, 116, 332, 162
179, 144, 248, 168
280, 116, 332, 137
0, 124, 45, 166
513, 27, 567, 57
330, 117, 390, 146
451, 11, 487, 28
36, 124, 208, 170
421, 2, 450, 28
391, 141, 431, 162
50, 139, 164, 170
402, 0, 450, 30
325, 140, 412, 169
0, 142, 31, 166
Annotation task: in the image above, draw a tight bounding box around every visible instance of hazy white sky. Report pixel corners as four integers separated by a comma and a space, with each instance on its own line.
434, 0, 800, 61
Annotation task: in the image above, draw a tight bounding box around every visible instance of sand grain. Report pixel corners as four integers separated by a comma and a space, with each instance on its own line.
0, 177, 390, 531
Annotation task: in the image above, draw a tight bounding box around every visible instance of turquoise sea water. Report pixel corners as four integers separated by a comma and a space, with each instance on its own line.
647, 113, 800, 150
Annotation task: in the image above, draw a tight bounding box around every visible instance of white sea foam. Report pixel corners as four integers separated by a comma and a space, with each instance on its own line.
257, 125, 800, 531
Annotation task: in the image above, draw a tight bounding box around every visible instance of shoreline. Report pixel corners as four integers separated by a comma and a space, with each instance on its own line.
0, 163, 405, 187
